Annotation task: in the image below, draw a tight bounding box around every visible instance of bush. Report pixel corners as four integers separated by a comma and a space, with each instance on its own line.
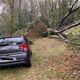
67, 29, 80, 54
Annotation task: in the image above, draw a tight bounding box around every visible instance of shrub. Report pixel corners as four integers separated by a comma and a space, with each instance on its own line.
67, 29, 80, 54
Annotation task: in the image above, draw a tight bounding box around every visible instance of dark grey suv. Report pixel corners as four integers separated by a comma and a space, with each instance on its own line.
0, 36, 32, 67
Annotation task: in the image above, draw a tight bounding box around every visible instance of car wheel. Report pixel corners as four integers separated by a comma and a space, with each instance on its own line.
24, 54, 31, 67
30, 50, 32, 56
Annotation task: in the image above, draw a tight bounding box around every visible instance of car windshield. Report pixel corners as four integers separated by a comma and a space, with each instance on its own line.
0, 37, 24, 46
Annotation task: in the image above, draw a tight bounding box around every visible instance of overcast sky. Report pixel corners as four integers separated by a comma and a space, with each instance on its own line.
0, 5, 3, 13
0, 0, 80, 14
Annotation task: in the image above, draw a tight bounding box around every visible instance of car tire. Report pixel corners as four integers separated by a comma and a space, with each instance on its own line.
24, 54, 31, 67
30, 50, 32, 56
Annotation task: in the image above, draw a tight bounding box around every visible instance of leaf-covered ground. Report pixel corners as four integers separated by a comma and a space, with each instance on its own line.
0, 38, 80, 80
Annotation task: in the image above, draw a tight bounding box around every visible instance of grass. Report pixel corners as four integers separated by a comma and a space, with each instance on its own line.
0, 38, 80, 80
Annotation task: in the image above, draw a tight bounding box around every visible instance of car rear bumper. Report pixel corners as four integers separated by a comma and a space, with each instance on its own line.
0, 61, 26, 67
0, 52, 27, 67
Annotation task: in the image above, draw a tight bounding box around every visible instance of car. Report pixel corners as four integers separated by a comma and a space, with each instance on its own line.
0, 36, 32, 67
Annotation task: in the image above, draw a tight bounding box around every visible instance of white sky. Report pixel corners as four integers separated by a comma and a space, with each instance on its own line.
0, 0, 80, 14
0, 6, 3, 13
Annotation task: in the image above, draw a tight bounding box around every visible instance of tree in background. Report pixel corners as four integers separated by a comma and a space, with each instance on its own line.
0, 0, 15, 36
0, 0, 80, 37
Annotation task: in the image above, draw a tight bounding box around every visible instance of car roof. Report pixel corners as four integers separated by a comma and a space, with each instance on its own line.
0, 35, 26, 39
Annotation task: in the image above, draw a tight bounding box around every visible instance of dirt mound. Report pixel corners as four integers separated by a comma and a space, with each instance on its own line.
27, 20, 47, 38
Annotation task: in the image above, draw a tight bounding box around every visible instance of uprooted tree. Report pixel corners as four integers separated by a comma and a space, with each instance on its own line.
43, 0, 80, 42
0, 0, 80, 38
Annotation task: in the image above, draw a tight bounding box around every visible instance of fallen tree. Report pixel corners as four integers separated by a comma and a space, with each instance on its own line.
41, 0, 80, 42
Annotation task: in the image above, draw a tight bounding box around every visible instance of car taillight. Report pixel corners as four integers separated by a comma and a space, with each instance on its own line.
19, 44, 29, 52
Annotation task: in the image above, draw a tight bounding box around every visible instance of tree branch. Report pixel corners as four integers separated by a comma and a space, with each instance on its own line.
57, 0, 79, 30
54, 20, 80, 33
69, 0, 78, 12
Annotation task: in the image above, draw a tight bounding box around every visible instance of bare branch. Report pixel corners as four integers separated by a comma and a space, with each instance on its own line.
57, 33, 69, 42
69, 0, 78, 12
57, 0, 79, 30
54, 20, 80, 33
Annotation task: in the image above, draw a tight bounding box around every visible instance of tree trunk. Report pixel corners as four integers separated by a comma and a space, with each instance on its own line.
9, 0, 14, 37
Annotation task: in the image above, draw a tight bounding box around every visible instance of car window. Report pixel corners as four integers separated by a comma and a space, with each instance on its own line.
0, 37, 25, 46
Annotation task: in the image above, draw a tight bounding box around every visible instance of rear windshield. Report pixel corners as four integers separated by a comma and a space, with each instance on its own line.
0, 37, 25, 46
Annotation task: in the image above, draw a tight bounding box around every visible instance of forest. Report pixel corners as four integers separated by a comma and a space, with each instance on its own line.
0, 0, 80, 80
